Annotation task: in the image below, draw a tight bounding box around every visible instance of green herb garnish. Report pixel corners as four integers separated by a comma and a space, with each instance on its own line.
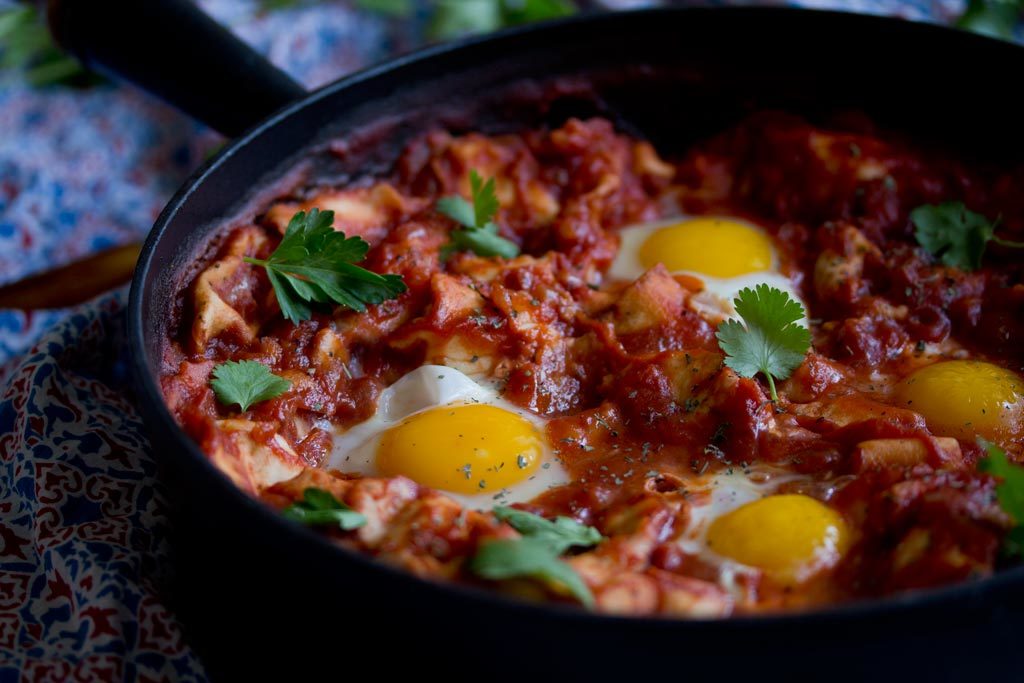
469, 507, 602, 606
437, 171, 520, 260
244, 208, 406, 324
977, 438, 1024, 558
355, 0, 414, 16
911, 202, 1024, 272
0, 6, 94, 88
210, 360, 291, 411
470, 537, 594, 605
256, 0, 308, 10
715, 284, 812, 403
429, 0, 576, 40
282, 487, 367, 530
0, 1, 578, 89
957, 0, 1023, 39
493, 506, 604, 553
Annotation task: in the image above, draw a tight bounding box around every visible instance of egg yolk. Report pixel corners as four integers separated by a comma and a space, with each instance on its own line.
706, 494, 850, 583
377, 403, 542, 494
894, 360, 1024, 443
638, 218, 774, 278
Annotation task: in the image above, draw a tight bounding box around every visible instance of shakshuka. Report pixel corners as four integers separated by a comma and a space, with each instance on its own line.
160, 113, 1024, 616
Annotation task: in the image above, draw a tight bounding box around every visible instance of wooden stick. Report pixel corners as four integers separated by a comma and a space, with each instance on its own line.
0, 243, 142, 310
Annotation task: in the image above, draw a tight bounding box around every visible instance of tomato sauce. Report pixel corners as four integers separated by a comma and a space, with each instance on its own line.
161, 114, 1022, 615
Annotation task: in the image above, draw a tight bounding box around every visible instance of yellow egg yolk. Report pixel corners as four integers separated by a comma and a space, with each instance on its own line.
377, 403, 542, 494
706, 494, 850, 583
638, 218, 774, 278
895, 360, 1024, 443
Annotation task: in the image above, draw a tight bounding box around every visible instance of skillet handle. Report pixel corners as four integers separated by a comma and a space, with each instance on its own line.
44, 0, 307, 137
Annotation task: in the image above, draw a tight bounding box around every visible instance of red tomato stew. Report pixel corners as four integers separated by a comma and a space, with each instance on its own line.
160, 114, 1024, 616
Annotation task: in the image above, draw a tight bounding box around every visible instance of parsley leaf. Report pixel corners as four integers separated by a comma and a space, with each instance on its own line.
977, 438, 1024, 558
437, 170, 520, 260
282, 487, 367, 531
441, 222, 519, 260
494, 506, 605, 553
911, 202, 1024, 272
715, 284, 812, 403
469, 507, 602, 607
245, 208, 406, 324
470, 537, 595, 606
210, 360, 291, 411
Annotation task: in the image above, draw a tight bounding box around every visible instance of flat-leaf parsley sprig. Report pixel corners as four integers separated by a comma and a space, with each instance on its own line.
245, 208, 407, 324
469, 507, 604, 607
493, 506, 604, 552
911, 202, 1024, 272
715, 284, 812, 403
977, 438, 1024, 558
437, 170, 520, 260
210, 360, 291, 411
282, 487, 367, 531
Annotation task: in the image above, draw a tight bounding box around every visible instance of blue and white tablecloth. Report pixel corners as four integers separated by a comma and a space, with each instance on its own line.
0, 0, 1002, 679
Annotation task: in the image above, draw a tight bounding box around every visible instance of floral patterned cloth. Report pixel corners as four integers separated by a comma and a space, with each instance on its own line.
0, 0, 1001, 679
0, 291, 199, 681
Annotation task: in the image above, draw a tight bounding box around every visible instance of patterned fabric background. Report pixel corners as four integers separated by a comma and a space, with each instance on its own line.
0, 0, 1007, 679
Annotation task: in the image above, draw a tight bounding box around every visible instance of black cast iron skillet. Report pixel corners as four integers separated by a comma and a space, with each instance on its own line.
53, 1, 1024, 679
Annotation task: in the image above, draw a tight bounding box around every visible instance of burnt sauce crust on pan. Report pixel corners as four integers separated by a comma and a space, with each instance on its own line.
159, 112, 1024, 617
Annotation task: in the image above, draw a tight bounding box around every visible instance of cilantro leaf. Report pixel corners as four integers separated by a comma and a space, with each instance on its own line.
437, 170, 520, 260
210, 360, 291, 411
911, 202, 1024, 271
715, 284, 811, 403
469, 537, 595, 607
977, 438, 1024, 558
245, 208, 407, 324
282, 487, 367, 531
911, 202, 994, 271
493, 506, 605, 554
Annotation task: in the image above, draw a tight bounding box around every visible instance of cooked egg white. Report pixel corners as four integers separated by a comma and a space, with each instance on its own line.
327, 365, 568, 509
608, 216, 806, 324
